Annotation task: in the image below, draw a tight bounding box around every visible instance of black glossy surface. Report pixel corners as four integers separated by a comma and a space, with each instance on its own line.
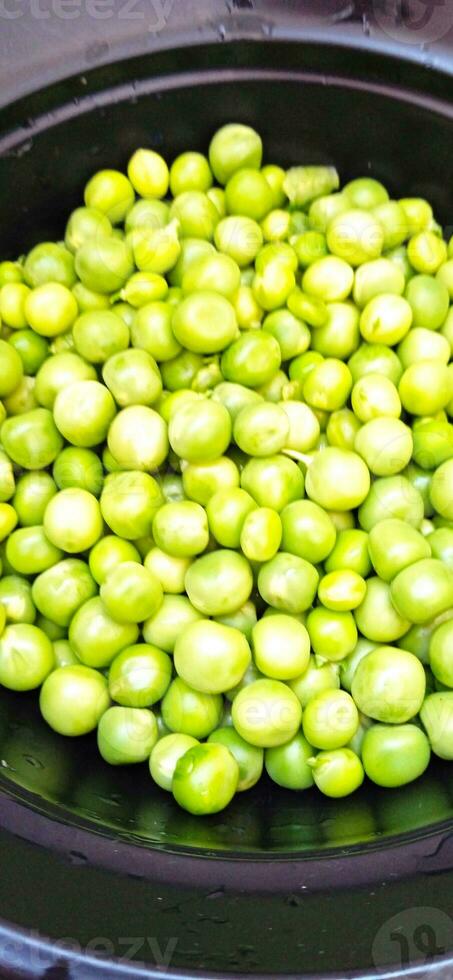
0, 8, 453, 976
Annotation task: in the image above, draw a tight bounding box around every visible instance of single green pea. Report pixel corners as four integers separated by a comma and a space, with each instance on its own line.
69, 595, 138, 668
233, 284, 263, 330
127, 147, 168, 198
53, 380, 116, 449
143, 547, 191, 595
310, 748, 364, 798
172, 290, 237, 354
289, 657, 340, 707
351, 373, 401, 423
352, 646, 426, 723
325, 409, 361, 451
0, 623, 54, 691
239, 507, 282, 563
220, 330, 281, 388
399, 197, 432, 235
355, 417, 413, 477
323, 528, 371, 578
87, 537, 140, 588
430, 459, 453, 520
3, 375, 38, 416
206, 727, 262, 792
265, 733, 314, 791
152, 501, 209, 558
283, 165, 339, 208
0, 450, 15, 504
252, 614, 310, 680
307, 607, 357, 662
169, 151, 212, 197
150, 733, 199, 791
303, 358, 353, 413
121, 271, 168, 307
429, 620, 453, 687
43, 487, 103, 553
84, 168, 135, 224
399, 360, 451, 416
206, 487, 256, 549
311, 302, 360, 360
292, 230, 327, 267
421, 692, 453, 760
407, 231, 447, 274
23, 242, 76, 289
280, 500, 336, 564
302, 689, 359, 751
360, 293, 413, 345
240, 455, 304, 513
2, 408, 63, 470
40, 665, 110, 736
391, 559, 453, 624
75, 238, 134, 294
348, 342, 403, 385
428, 527, 453, 569
318, 570, 366, 611
53, 639, 79, 668
182, 251, 240, 299
405, 274, 449, 330
260, 208, 291, 242
327, 208, 384, 266
185, 549, 253, 617
343, 176, 388, 210
131, 301, 181, 362
232, 678, 302, 748
72, 282, 111, 312
169, 191, 219, 241
168, 398, 231, 463
354, 576, 410, 643
143, 594, 202, 653
258, 552, 319, 615
5, 525, 62, 576
35, 351, 96, 409
209, 124, 262, 185
373, 200, 408, 249
175, 618, 251, 695
368, 518, 431, 582
358, 475, 424, 531
32, 558, 96, 627
8, 329, 49, 375
159, 471, 185, 503
0, 261, 23, 286
0, 573, 35, 625
398, 327, 450, 368
214, 215, 263, 268
252, 259, 296, 311
52, 447, 103, 498
181, 456, 239, 507
101, 471, 163, 540
161, 677, 223, 739
305, 448, 370, 512
262, 309, 310, 361
0, 339, 23, 397
97, 706, 158, 766
340, 639, 376, 692
101, 562, 163, 624
353, 258, 405, 309
0, 282, 30, 328
128, 220, 180, 276
64, 206, 113, 252
287, 287, 328, 329
302, 256, 353, 303
102, 348, 162, 408
72, 310, 129, 364
233, 402, 288, 457
107, 405, 168, 471
173, 742, 239, 815
278, 402, 320, 454
24, 283, 78, 338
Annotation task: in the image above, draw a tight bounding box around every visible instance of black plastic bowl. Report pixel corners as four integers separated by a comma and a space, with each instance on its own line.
0, 4, 453, 978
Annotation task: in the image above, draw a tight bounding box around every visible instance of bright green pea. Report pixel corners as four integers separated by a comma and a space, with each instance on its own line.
429, 620, 453, 687
326, 409, 361, 450
407, 231, 447, 274
84, 168, 134, 224
224, 168, 272, 222
53, 380, 116, 449
436, 258, 453, 299
310, 748, 364, 798
182, 251, 240, 298
306, 448, 370, 511
355, 417, 412, 476
0, 450, 15, 503
278, 401, 320, 454
172, 290, 237, 354
209, 124, 262, 185
284, 165, 339, 207
324, 528, 371, 577
398, 327, 450, 369
280, 500, 336, 564
0, 282, 30, 328
348, 342, 403, 385
0, 503, 17, 542
240, 454, 304, 512
374, 201, 409, 249
107, 405, 168, 471
88, 536, 140, 586
430, 459, 453, 520
221, 330, 281, 388
368, 518, 431, 582
64, 206, 113, 252
318, 570, 366, 611
358, 475, 424, 531
40, 665, 110, 736
287, 287, 327, 329
150, 733, 199, 791
308, 191, 348, 232
421, 692, 453, 760
143, 546, 191, 596
32, 558, 96, 627
240, 507, 282, 563
182, 456, 239, 507
0, 623, 54, 691
23, 242, 76, 289
303, 689, 359, 750
35, 351, 96, 409
207, 727, 262, 792
131, 301, 181, 362
0, 261, 23, 286
169, 191, 219, 241
391, 559, 453, 624
75, 238, 134, 294
307, 607, 357, 662
0, 339, 23, 397
214, 215, 263, 267
101, 562, 163, 624
143, 594, 202, 653
327, 209, 384, 266
405, 274, 449, 330
159, 471, 185, 503
168, 398, 231, 462
252, 614, 310, 680
233, 284, 263, 330
360, 293, 413, 345
232, 678, 302, 748
3, 376, 37, 416
185, 549, 253, 617
353, 258, 405, 308
24, 283, 78, 338
363, 723, 431, 788
260, 208, 291, 242
352, 646, 426, 723
98, 706, 158, 766
174, 619, 251, 695
233, 402, 288, 457
354, 576, 410, 642
108, 642, 172, 709
161, 677, 223, 739
206, 487, 256, 549
69, 596, 138, 668
52, 447, 104, 497
44, 488, 102, 553
258, 552, 319, 615
152, 501, 208, 558
262, 309, 310, 360
399, 197, 432, 235
351, 373, 401, 423
173, 742, 238, 815
102, 349, 162, 408
311, 302, 360, 360
5, 526, 62, 575
344, 177, 389, 210
399, 360, 451, 416
8, 329, 49, 375
265, 733, 314, 791
303, 359, 352, 412
2, 408, 63, 470
101, 471, 163, 540
0, 575, 36, 624
289, 657, 340, 707
53, 640, 79, 668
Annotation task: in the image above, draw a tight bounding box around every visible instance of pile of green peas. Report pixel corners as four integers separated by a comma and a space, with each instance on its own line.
0, 123, 452, 815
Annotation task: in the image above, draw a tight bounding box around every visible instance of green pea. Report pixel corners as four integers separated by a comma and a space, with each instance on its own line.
43, 487, 102, 554
214, 215, 263, 268
161, 677, 223, 739
289, 657, 340, 707
258, 552, 319, 615
0, 282, 30, 328
240, 456, 303, 514
429, 619, 453, 687
75, 238, 134, 294
287, 288, 328, 329
430, 459, 453, 520
0, 450, 15, 504
351, 374, 401, 424
420, 692, 453, 759
340, 639, 376, 692
367, 518, 431, 582
107, 405, 168, 471
40, 665, 110, 736
5, 525, 62, 576
143, 594, 202, 653
405, 274, 449, 330
307, 607, 357, 662
373, 201, 408, 249
325, 409, 360, 451
168, 398, 231, 462
100, 561, 163, 624
358, 475, 424, 531
391, 559, 453, 624
310, 748, 364, 798
398, 328, 450, 369
171, 290, 238, 354
185, 549, 253, 617
312, 302, 360, 361
360, 294, 413, 345
232, 678, 301, 748
150, 733, 199, 791
0, 339, 23, 397
174, 618, 251, 695
348, 342, 403, 385
428, 527, 453, 569
407, 231, 447, 274
354, 417, 413, 477
3, 376, 37, 416
88, 536, 140, 586
221, 330, 281, 388
8, 329, 49, 375
72, 282, 111, 312
0, 261, 23, 286
209, 124, 262, 185
352, 646, 426, 723
252, 614, 310, 680
152, 501, 209, 558
303, 358, 353, 413
283, 165, 339, 207
308, 191, 348, 232
101, 471, 163, 540
306, 448, 370, 511
2, 408, 63, 470
324, 528, 371, 576
143, 547, 189, 594
0, 623, 54, 691
84, 168, 134, 223
399, 360, 451, 416
264, 733, 314, 791
240, 507, 282, 563
64, 205, 113, 252
32, 558, 96, 628
173, 742, 238, 815
35, 352, 96, 409
318, 570, 366, 611
205, 487, 255, 549
55, 380, 116, 451
53, 639, 79, 668
130, 302, 180, 362
364, 722, 431, 788
279, 500, 335, 564
354, 576, 410, 642
109, 642, 171, 707
24, 242, 76, 289
69, 595, 138, 668
97, 705, 158, 766
302, 689, 359, 750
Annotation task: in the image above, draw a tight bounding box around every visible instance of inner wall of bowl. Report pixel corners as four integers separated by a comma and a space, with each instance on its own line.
0, 54, 452, 856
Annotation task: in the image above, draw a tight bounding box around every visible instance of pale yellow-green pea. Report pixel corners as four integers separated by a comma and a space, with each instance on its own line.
399, 198, 433, 236
353, 258, 405, 308
287, 288, 328, 328
207, 187, 226, 217
24, 283, 78, 337
0, 503, 18, 541
303, 358, 353, 412
130, 220, 181, 275
127, 148, 169, 199
318, 570, 367, 611
0, 283, 30, 329
308, 192, 349, 233
233, 286, 263, 329
354, 417, 413, 477
310, 302, 360, 361
436, 259, 453, 300
260, 209, 290, 242
351, 374, 401, 422
84, 169, 135, 224
121, 271, 168, 307
373, 200, 408, 250
399, 360, 451, 416
397, 327, 451, 368
252, 260, 295, 311
3, 376, 37, 416
407, 232, 448, 274
360, 294, 413, 345
279, 400, 320, 453
302, 256, 354, 302
327, 510, 356, 531
327, 209, 384, 266
261, 165, 287, 208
